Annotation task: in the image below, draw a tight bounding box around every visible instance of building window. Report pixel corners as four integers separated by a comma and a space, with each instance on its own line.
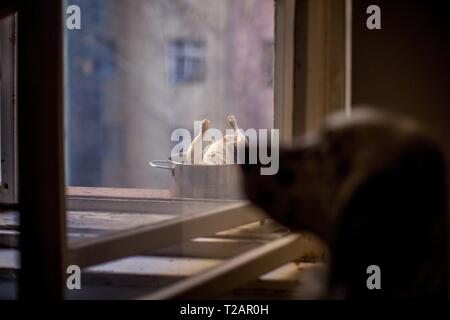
169, 39, 206, 84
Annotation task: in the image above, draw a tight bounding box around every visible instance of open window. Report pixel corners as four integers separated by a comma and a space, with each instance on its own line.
64, 0, 283, 298
0, 0, 351, 299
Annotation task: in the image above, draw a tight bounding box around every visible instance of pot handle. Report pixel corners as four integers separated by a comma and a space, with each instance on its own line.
149, 160, 176, 171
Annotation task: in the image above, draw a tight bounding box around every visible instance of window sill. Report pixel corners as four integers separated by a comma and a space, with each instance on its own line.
67, 187, 171, 200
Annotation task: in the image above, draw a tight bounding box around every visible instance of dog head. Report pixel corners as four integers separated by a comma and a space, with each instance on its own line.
241, 108, 446, 244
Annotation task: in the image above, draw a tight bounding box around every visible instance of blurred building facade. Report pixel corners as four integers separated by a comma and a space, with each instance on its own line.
67, 0, 274, 189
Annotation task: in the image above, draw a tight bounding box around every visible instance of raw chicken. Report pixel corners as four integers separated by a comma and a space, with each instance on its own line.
203, 115, 247, 165
227, 114, 248, 145
184, 119, 211, 164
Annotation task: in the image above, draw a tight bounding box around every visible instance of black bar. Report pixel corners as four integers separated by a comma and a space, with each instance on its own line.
17, 0, 67, 299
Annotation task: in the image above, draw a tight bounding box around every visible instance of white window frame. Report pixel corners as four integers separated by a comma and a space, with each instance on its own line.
0, 13, 17, 205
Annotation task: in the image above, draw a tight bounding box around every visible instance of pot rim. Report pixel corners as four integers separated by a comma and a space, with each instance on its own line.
150, 154, 242, 169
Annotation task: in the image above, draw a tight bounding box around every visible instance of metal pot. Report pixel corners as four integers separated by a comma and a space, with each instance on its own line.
150, 157, 245, 200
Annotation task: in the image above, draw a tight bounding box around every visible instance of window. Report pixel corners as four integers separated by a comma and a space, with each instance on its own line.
169, 39, 206, 84
64, 0, 281, 297
62, 0, 349, 298
66, 0, 274, 191
3, 0, 350, 299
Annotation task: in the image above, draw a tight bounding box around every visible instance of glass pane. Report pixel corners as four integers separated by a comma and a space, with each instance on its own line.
66, 0, 274, 191
64, 0, 275, 297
